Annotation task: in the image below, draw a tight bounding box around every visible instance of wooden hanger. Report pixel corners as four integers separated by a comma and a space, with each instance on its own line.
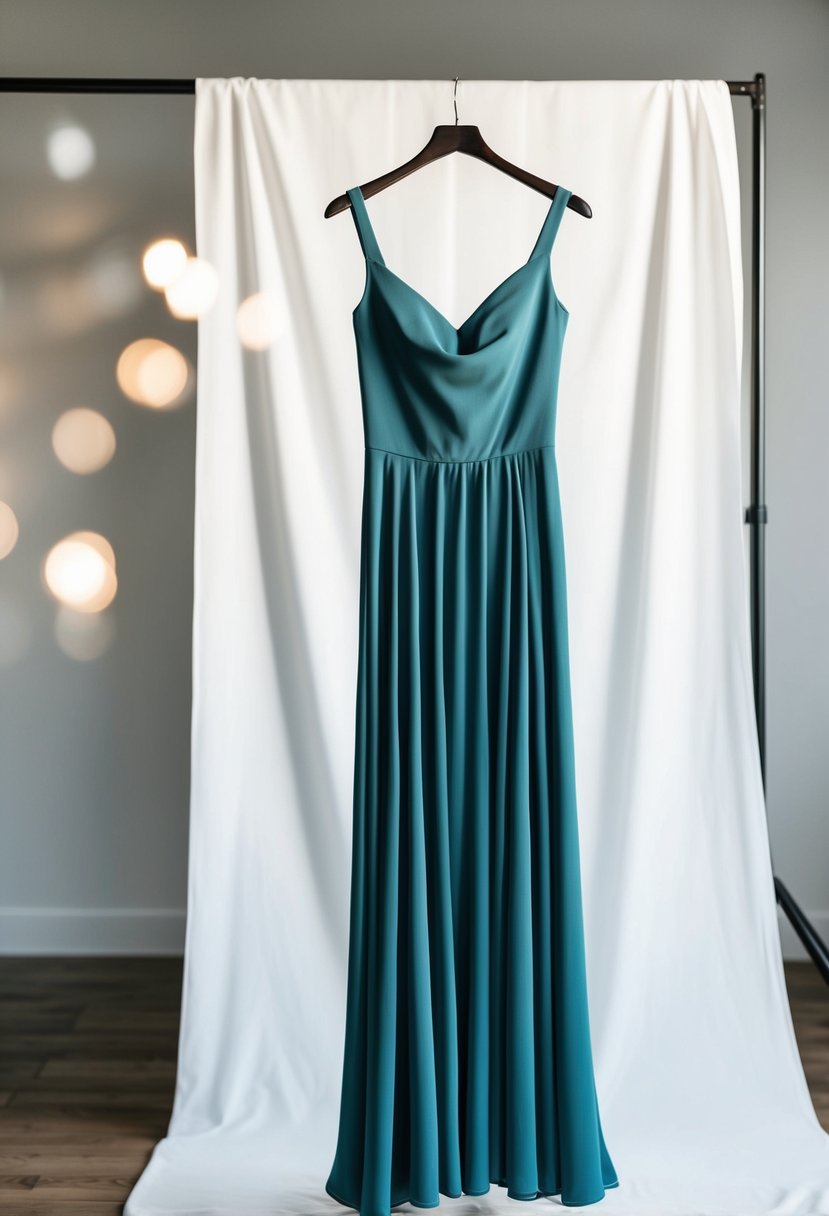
324, 76, 591, 220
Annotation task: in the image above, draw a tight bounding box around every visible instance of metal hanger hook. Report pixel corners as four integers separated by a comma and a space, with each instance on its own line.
453, 76, 460, 125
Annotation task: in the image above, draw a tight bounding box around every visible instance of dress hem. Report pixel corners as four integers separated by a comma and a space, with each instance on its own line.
325, 1173, 620, 1211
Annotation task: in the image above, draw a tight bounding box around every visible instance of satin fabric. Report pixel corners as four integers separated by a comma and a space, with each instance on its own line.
324, 184, 619, 1214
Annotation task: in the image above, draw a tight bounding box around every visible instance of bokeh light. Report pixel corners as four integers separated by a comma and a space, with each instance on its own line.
86, 246, 143, 316
0, 366, 15, 418
142, 238, 188, 290
0, 592, 32, 665
164, 256, 219, 319
47, 124, 96, 180
72, 529, 115, 570
43, 530, 117, 613
55, 603, 115, 661
52, 407, 116, 474
237, 290, 283, 350
116, 338, 191, 409
38, 249, 142, 337
0, 500, 19, 559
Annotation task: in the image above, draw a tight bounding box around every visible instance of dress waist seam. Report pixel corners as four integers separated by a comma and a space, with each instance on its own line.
365, 443, 555, 466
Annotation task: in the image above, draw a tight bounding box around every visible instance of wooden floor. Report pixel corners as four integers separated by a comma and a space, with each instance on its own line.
0, 958, 181, 1216
0, 957, 826, 1214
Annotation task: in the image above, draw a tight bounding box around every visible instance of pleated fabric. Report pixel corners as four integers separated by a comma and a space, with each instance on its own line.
325, 184, 619, 1214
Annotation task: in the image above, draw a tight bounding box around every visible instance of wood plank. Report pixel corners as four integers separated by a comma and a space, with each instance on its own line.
0, 1155, 150, 1174
0, 1131, 157, 1150
0, 1203, 124, 1215
8, 1090, 174, 1110
0, 1033, 180, 1056
0, 1174, 132, 1199
38, 1059, 176, 1084
73, 1009, 179, 1032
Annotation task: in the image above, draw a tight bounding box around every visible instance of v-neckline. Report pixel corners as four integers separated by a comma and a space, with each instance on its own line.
365, 255, 549, 336
351, 184, 566, 337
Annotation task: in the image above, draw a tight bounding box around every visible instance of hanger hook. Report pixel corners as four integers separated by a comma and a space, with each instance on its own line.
453, 76, 460, 125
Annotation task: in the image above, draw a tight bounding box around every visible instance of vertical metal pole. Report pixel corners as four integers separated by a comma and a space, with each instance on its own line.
745, 72, 767, 790
745, 73, 829, 983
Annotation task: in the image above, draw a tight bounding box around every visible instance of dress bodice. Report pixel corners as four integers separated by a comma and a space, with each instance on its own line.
346, 183, 572, 464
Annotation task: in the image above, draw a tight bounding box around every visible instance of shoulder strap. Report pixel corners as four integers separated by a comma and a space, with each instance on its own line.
346, 187, 386, 266
528, 187, 572, 261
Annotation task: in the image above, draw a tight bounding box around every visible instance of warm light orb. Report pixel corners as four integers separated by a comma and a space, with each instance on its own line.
72, 529, 115, 570
38, 250, 142, 336
0, 500, 19, 559
52, 407, 116, 474
47, 124, 96, 180
116, 338, 191, 409
142, 238, 188, 291
55, 604, 115, 661
0, 365, 15, 417
43, 531, 117, 613
86, 247, 143, 316
0, 592, 31, 665
164, 256, 219, 319
236, 290, 283, 350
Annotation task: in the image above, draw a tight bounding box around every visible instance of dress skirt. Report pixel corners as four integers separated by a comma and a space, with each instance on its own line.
324, 444, 619, 1214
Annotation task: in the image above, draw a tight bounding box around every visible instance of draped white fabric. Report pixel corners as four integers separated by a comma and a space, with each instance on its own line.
124, 78, 829, 1216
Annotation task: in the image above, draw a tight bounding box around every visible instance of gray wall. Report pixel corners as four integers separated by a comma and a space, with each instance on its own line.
0, 86, 197, 952
0, 2, 825, 957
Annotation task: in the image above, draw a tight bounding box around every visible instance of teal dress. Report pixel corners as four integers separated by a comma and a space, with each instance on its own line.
325, 184, 619, 1214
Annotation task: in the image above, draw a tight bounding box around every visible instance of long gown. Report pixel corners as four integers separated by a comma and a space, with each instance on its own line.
324, 182, 619, 1215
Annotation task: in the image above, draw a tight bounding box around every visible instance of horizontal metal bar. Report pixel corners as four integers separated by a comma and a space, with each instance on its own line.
0, 77, 195, 94
0, 77, 757, 97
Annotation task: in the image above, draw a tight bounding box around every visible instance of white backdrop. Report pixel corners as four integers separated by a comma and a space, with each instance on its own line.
125, 78, 829, 1216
